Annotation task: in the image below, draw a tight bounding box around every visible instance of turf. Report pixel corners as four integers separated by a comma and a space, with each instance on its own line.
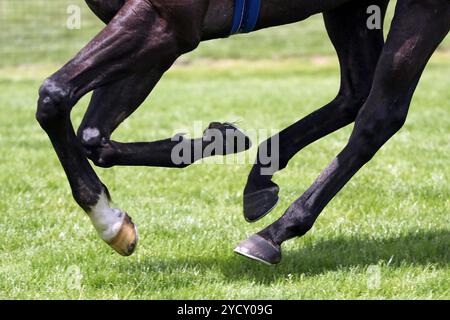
1, 0, 449, 67
0, 1, 449, 300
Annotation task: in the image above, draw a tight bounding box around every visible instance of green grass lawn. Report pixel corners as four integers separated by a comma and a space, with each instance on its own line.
0, 1, 449, 300
1, 0, 449, 67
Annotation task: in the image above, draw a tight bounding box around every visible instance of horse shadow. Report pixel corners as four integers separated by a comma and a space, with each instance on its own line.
124, 229, 449, 285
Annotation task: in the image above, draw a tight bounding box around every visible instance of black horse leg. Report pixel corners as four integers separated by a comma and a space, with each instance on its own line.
77, 67, 251, 169
36, 0, 206, 256
243, 0, 389, 222
236, 0, 450, 264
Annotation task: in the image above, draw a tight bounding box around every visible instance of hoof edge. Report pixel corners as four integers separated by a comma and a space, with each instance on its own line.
234, 234, 281, 265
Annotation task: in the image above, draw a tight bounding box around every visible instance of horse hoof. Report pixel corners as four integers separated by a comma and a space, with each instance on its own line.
106, 214, 138, 256
243, 185, 279, 223
204, 122, 252, 153
234, 234, 281, 265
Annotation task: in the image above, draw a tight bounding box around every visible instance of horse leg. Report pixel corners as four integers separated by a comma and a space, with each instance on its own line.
236, 0, 450, 264
243, 0, 389, 222
36, 0, 207, 256
77, 69, 251, 169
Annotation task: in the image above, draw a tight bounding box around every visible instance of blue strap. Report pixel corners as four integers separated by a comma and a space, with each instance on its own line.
241, 0, 261, 33
230, 0, 261, 35
230, 0, 246, 35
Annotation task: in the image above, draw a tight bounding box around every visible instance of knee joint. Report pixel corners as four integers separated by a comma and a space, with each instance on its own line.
36, 78, 71, 128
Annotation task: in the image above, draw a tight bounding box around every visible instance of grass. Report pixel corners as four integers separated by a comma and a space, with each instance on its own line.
1, 0, 449, 67
0, 1, 449, 300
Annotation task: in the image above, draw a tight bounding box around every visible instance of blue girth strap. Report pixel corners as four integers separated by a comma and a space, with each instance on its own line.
230, 0, 262, 35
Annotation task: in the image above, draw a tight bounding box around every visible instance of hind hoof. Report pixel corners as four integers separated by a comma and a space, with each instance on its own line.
107, 214, 138, 256
234, 234, 281, 265
204, 122, 252, 154
243, 185, 279, 223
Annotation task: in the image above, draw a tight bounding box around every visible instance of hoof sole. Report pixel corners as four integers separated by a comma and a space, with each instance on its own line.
234, 234, 281, 265
244, 185, 279, 223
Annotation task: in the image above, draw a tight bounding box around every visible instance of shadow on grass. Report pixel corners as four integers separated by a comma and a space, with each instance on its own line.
123, 229, 449, 285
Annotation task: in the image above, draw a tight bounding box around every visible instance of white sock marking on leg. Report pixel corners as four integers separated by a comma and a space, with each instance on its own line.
88, 191, 124, 242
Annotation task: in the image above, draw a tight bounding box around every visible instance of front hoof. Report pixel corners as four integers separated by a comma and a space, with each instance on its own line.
107, 214, 139, 256
234, 234, 281, 265
243, 184, 279, 223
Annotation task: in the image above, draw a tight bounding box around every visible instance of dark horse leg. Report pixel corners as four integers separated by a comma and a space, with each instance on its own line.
236, 0, 450, 264
36, 0, 213, 256
243, 0, 389, 222
80, 0, 252, 169
76, 0, 354, 169
77, 69, 252, 169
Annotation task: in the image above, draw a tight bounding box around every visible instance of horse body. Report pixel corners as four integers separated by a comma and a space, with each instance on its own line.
36, 0, 450, 263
